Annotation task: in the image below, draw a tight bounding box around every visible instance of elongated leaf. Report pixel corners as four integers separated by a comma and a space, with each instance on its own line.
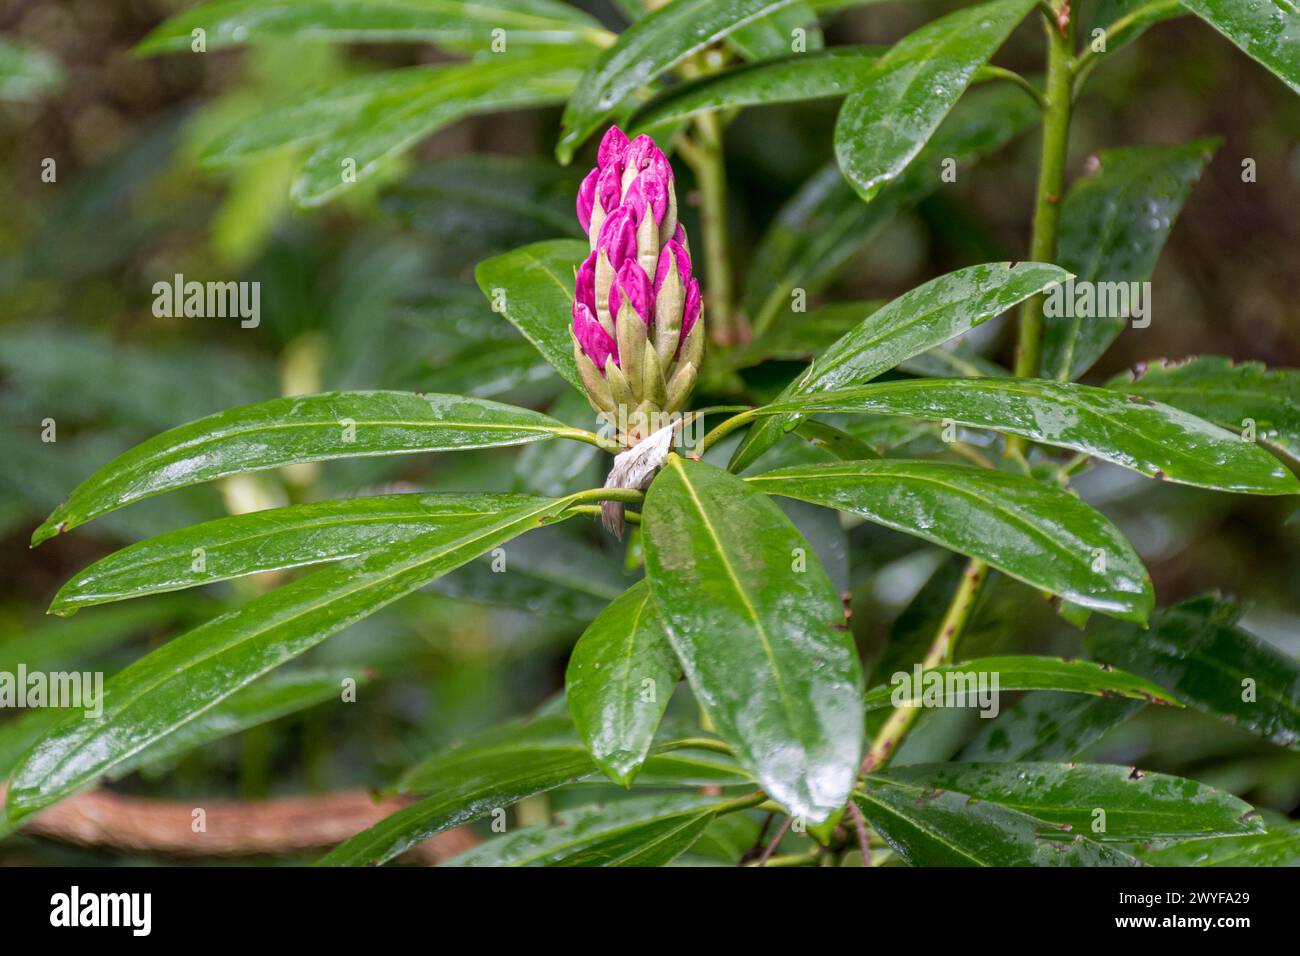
642, 457, 862, 823
854, 782, 1139, 866
137, 0, 609, 54
731, 261, 1070, 472
1041, 140, 1217, 380
729, 1, 823, 60
327, 715, 745, 865
6, 497, 578, 819
199, 68, 449, 167
1086, 595, 1300, 749
743, 84, 1041, 338
476, 239, 588, 393
123, 668, 366, 778
50, 493, 544, 613
874, 762, 1262, 840
293, 50, 591, 206
396, 715, 748, 795
834, 0, 1036, 200
1108, 357, 1300, 459
1180, 0, 1300, 94
863, 655, 1181, 710
567, 582, 679, 785
959, 691, 1144, 761
764, 377, 1300, 494
632, 46, 883, 132
557, 0, 803, 161
748, 459, 1152, 622
444, 793, 719, 866
31, 391, 585, 546
1133, 822, 1300, 866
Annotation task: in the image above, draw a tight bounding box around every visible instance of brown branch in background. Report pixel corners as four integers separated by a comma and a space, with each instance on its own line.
0, 783, 475, 865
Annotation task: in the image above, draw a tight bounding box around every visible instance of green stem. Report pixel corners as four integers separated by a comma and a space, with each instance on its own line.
1007, 2, 1075, 457
664, 736, 733, 756
979, 66, 1049, 111
860, 558, 988, 773
557, 426, 626, 454
699, 406, 760, 454
687, 111, 742, 347
567, 486, 644, 507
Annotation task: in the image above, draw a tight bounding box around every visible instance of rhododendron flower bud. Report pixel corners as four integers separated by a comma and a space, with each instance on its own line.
571, 126, 702, 444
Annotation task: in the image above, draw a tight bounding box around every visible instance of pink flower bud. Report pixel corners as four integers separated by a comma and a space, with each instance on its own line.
625, 171, 668, 227
571, 126, 702, 430
576, 168, 598, 234
683, 277, 701, 338
623, 134, 672, 183
575, 250, 597, 313
653, 239, 691, 298
597, 125, 629, 172
573, 301, 617, 370
595, 163, 622, 222
596, 207, 638, 272
609, 259, 652, 325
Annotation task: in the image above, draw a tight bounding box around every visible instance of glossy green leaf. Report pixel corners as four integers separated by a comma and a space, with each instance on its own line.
853, 781, 1140, 866
292, 50, 591, 206
763, 377, 1300, 494
728, 1, 823, 61
6, 497, 579, 819
1180, 0, 1300, 94
396, 715, 748, 795
642, 457, 863, 823
863, 656, 1182, 710
567, 581, 679, 786
1133, 821, 1300, 866
874, 762, 1262, 840
731, 261, 1070, 472
1041, 140, 1217, 380
198, 68, 450, 167
557, 0, 803, 162
444, 793, 719, 866
959, 691, 1144, 761
136, 0, 609, 55
49, 493, 546, 613
327, 715, 745, 866
631, 46, 883, 132
748, 458, 1152, 622
121, 668, 367, 779
833, 0, 1037, 200
743, 84, 1041, 337
1086, 595, 1300, 749
475, 239, 589, 393
31, 391, 585, 546
1107, 357, 1300, 459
